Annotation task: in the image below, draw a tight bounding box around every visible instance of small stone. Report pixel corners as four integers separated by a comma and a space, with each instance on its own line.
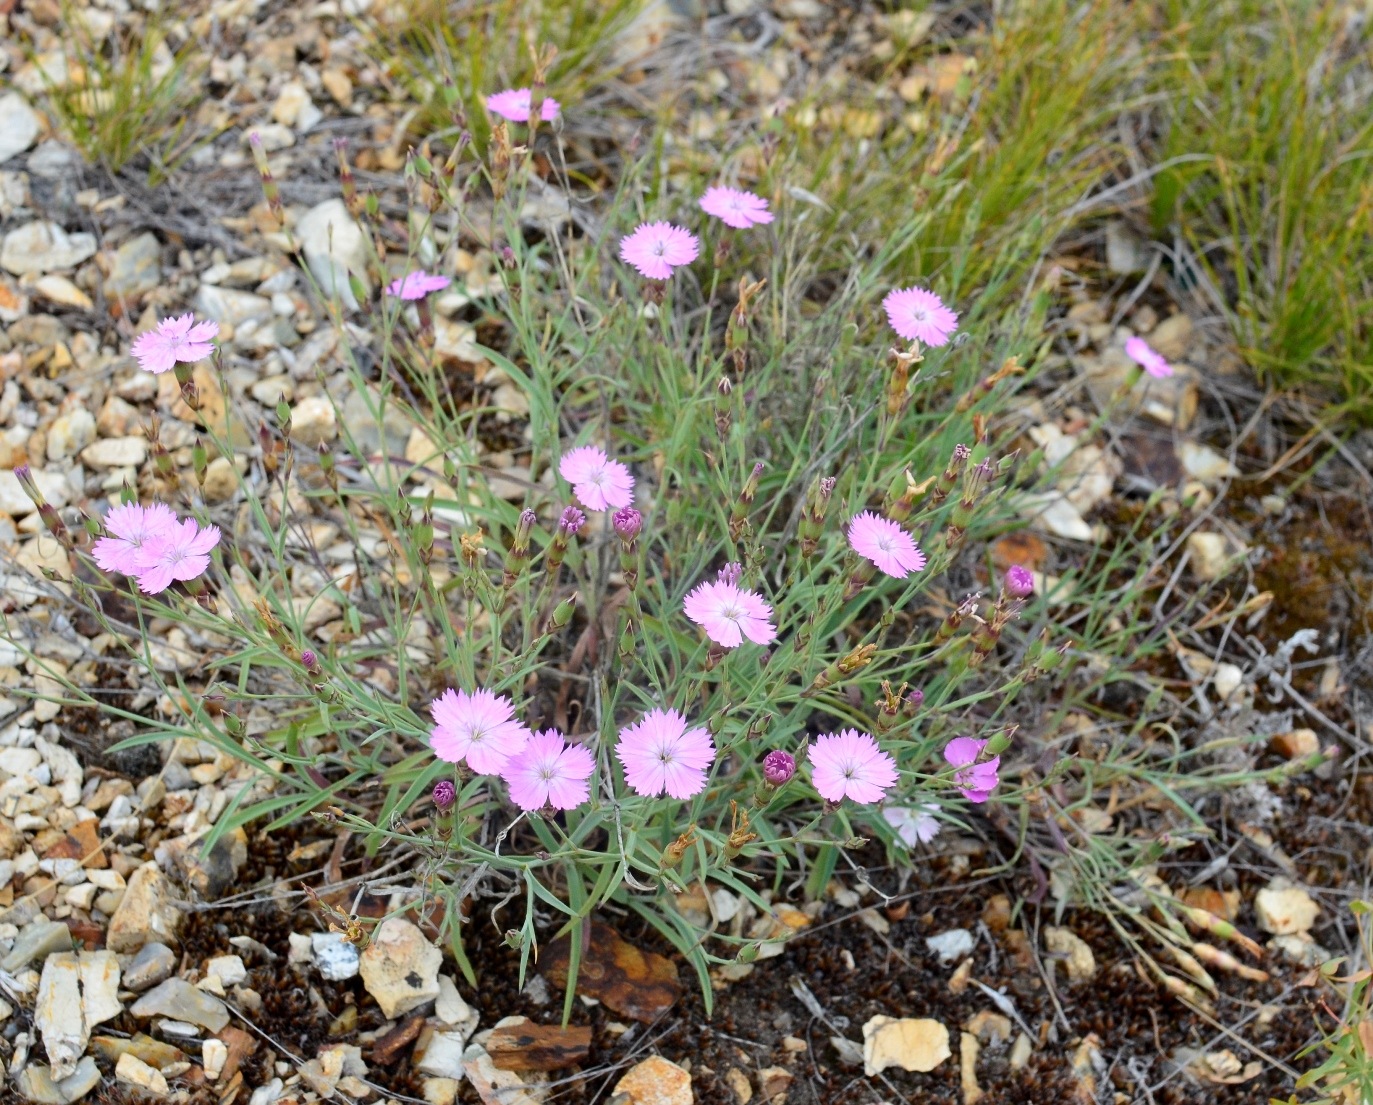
130, 978, 230, 1032
201, 456, 239, 502
1178, 441, 1239, 485
107, 862, 183, 953
756, 1067, 792, 1104
862, 1016, 951, 1076
1, 221, 97, 275
14, 1057, 101, 1105
124, 942, 176, 991
312, 931, 361, 981
36, 953, 86, 1078
435, 974, 478, 1037
1147, 313, 1195, 361
1186, 532, 1231, 582
462, 1040, 548, 1105
321, 67, 353, 108
359, 919, 441, 1017
1, 918, 72, 971
33, 275, 92, 310
485, 1016, 592, 1072
46, 408, 95, 461
1009, 1033, 1033, 1069
1268, 932, 1330, 967
416, 1029, 469, 1078
1270, 729, 1320, 761
1255, 879, 1320, 936
613, 1055, 692, 1105
965, 1011, 1013, 1046
271, 81, 312, 128
289, 395, 338, 447
116, 1052, 168, 1095
103, 233, 162, 302
203, 1038, 229, 1080
1044, 926, 1097, 982
725, 1066, 753, 1103
960, 1032, 983, 1105
1020, 491, 1093, 541
926, 928, 974, 966
194, 284, 272, 327
297, 199, 370, 310
80, 435, 147, 469
1105, 219, 1150, 275
422, 1077, 460, 1105
204, 954, 247, 987
0, 94, 42, 164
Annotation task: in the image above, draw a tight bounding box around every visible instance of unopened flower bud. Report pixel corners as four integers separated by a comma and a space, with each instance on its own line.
432, 779, 457, 812
800, 476, 836, 559
1003, 564, 1034, 599
728, 461, 765, 541
762, 750, 795, 786
716, 561, 742, 587
558, 506, 586, 535
612, 507, 642, 545
300, 649, 321, 676
904, 688, 924, 715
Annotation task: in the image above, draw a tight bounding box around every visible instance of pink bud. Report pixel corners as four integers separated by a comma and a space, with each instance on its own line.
1004, 565, 1034, 599
432, 779, 457, 811
762, 749, 796, 786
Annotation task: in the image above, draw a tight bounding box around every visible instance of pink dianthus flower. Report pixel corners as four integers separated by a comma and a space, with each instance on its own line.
131, 517, 220, 595
386, 271, 452, 299
808, 730, 898, 804
430, 689, 532, 775
883, 804, 942, 847
683, 578, 777, 648
486, 88, 560, 123
943, 737, 1000, 803
847, 512, 926, 578
882, 286, 958, 347
501, 729, 594, 812
558, 445, 634, 512
130, 314, 219, 375
1124, 335, 1173, 379
699, 186, 774, 229
91, 502, 178, 576
616, 708, 715, 799
618, 222, 699, 281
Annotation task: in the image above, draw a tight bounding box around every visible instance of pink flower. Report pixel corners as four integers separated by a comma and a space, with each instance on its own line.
1124, 335, 1173, 379
616, 708, 716, 799
386, 270, 451, 299
486, 88, 560, 123
682, 579, 777, 648
559, 445, 634, 512
131, 517, 220, 595
1003, 565, 1034, 599
882, 286, 958, 347
501, 729, 594, 811
91, 502, 178, 576
618, 222, 700, 281
808, 729, 898, 804
130, 314, 220, 375
883, 804, 941, 847
847, 512, 926, 578
430, 688, 532, 775
699, 186, 774, 229
943, 737, 1000, 803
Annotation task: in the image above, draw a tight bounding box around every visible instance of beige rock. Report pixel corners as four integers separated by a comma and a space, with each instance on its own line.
1044, 926, 1096, 982
862, 1016, 951, 1076
202, 1038, 228, 1080
1187, 532, 1232, 581
80, 436, 147, 469
1255, 879, 1319, 936
106, 862, 182, 953
201, 456, 240, 502
14, 1057, 101, 1105
960, 1032, 983, 1105
115, 1052, 168, 1095
358, 918, 441, 1018
422, 1077, 460, 1105
35, 951, 121, 1080
1009, 1033, 1033, 1070
725, 1066, 752, 1103
462, 1039, 549, 1105
1019, 491, 1093, 542
1147, 313, 1195, 361
33, 275, 92, 311
613, 1055, 692, 1105
1179, 441, 1239, 485
289, 395, 338, 447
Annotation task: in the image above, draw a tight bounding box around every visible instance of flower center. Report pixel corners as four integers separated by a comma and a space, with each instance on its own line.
911, 308, 927, 322
652, 241, 667, 257
720, 603, 742, 622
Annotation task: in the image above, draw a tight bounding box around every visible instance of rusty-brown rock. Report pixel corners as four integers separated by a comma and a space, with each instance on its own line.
486, 1017, 592, 1072
42, 819, 107, 869
544, 922, 681, 1023
370, 1012, 425, 1065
